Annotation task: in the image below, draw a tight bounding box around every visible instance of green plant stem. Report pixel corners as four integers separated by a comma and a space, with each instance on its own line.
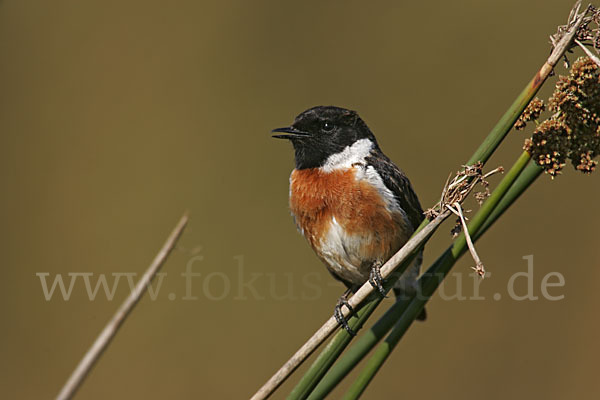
343, 152, 537, 399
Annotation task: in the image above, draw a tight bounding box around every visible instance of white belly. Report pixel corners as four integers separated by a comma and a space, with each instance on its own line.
316, 216, 421, 293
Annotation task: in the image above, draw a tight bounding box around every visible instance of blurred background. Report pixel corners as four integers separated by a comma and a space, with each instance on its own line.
1, 1, 599, 399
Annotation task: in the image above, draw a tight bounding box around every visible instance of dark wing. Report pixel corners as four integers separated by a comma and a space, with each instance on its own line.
366, 153, 424, 231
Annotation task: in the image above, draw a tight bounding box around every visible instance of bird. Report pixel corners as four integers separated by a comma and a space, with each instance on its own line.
272, 106, 427, 334
272, 105, 426, 334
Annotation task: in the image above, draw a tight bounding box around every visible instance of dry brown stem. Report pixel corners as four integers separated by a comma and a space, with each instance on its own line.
56, 213, 189, 400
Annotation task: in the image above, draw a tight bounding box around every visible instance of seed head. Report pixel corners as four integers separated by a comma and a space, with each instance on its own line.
514, 97, 545, 130
525, 56, 600, 176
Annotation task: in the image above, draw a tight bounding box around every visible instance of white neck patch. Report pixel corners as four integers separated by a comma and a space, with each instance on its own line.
322, 138, 373, 172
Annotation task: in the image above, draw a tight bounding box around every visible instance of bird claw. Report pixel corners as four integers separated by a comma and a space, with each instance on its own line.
334, 292, 356, 336
369, 261, 387, 297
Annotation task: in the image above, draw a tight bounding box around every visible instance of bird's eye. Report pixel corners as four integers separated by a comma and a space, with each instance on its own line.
322, 122, 335, 132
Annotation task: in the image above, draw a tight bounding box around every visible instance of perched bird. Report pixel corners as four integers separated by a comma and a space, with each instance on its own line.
273, 106, 426, 333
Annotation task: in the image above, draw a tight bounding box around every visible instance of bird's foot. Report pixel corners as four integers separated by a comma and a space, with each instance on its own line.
334, 289, 356, 336
369, 260, 387, 297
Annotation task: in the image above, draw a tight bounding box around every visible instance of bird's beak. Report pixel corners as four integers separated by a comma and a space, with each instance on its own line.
271, 126, 311, 139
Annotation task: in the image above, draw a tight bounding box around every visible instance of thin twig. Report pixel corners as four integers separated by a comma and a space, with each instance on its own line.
56, 213, 189, 400
447, 203, 485, 278
574, 38, 600, 67
483, 166, 505, 180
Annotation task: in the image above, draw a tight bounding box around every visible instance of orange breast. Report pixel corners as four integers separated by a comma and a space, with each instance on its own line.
289, 168, 410, 269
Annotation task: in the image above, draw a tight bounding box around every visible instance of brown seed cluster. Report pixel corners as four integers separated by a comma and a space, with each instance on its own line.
523, 120, 570, 176
524, 57, 600, 176
514, 98, 545, 130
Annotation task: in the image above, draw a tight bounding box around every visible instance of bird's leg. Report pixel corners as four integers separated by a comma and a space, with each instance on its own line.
369, 260, 387, 297
334, 288, 356, 336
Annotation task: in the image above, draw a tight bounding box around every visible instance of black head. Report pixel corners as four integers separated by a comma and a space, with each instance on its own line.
272, 106, 379, 170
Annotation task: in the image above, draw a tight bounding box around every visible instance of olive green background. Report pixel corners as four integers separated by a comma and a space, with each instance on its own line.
1, 1, 599, 399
